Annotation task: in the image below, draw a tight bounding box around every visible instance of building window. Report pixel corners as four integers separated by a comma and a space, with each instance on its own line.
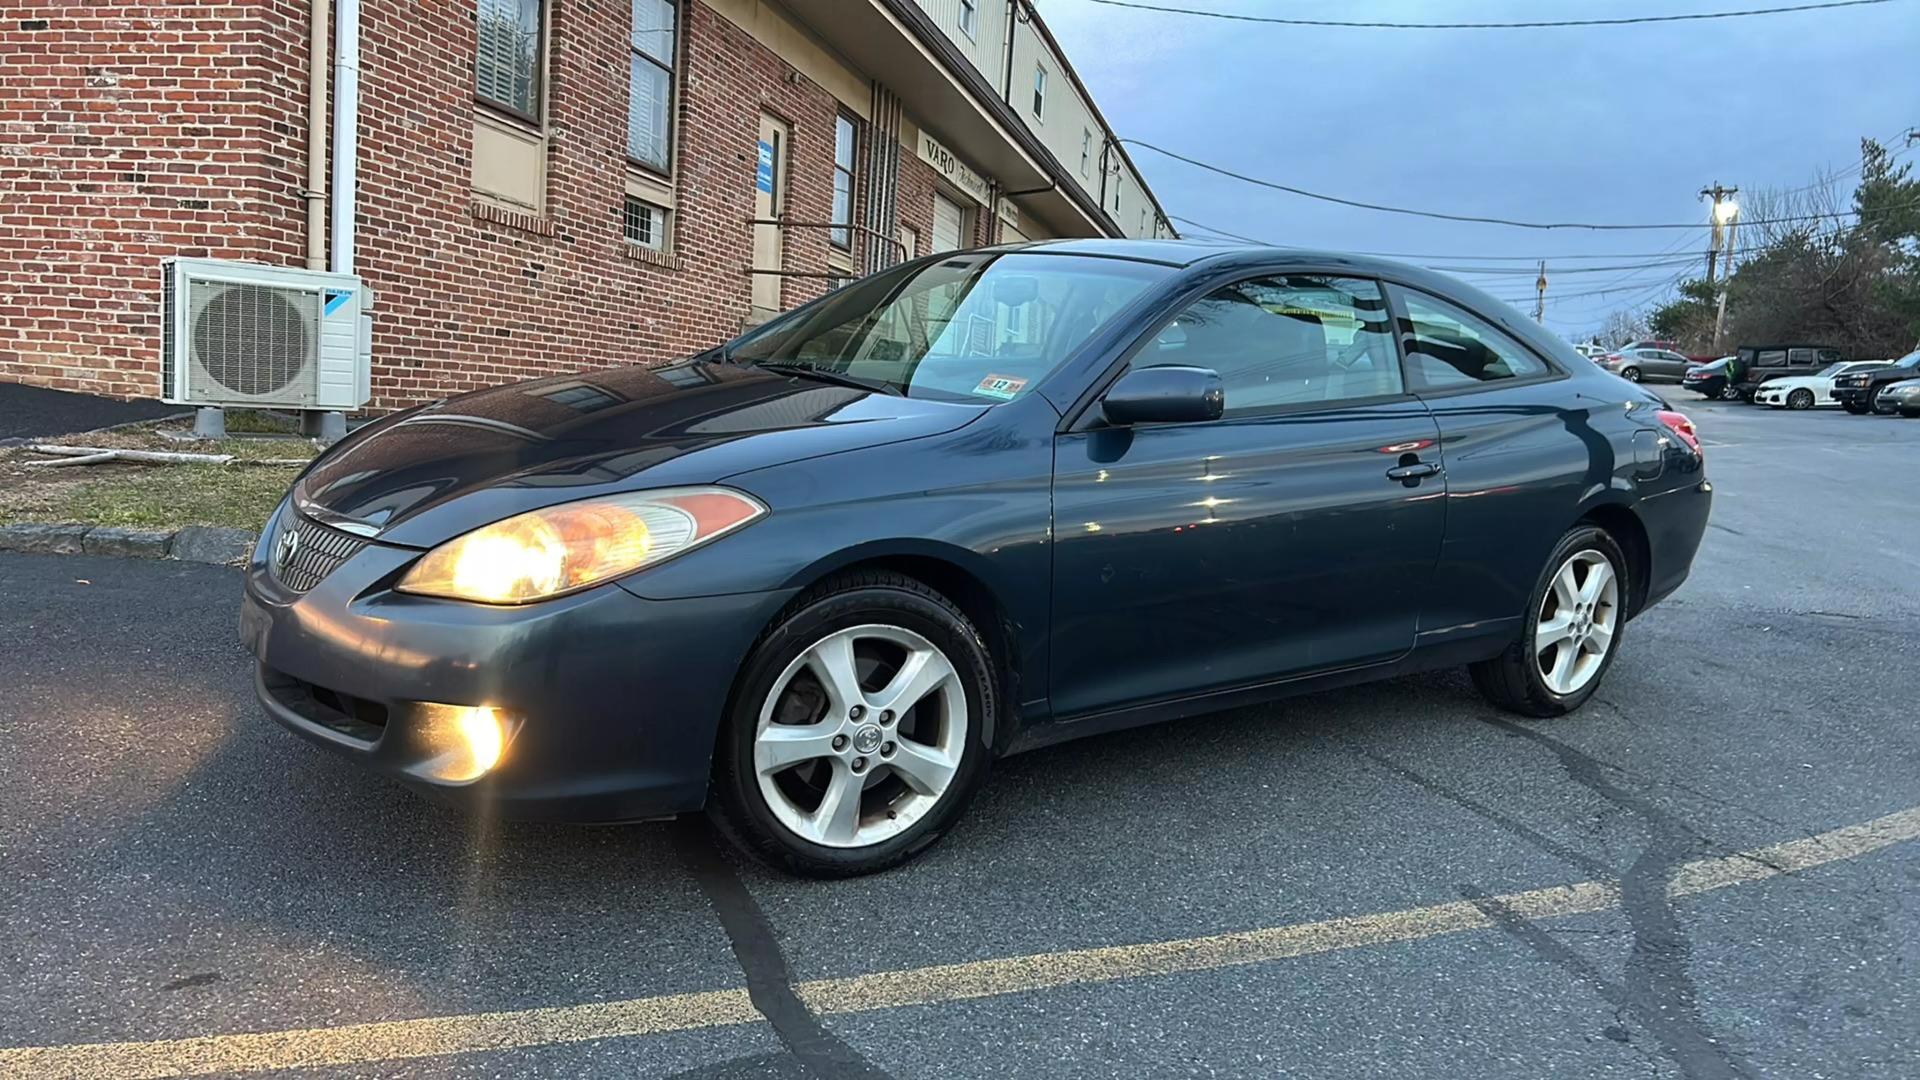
1032, 65, 1047, 120
1080, 129, 1092, 177
831, 114, 857, 251
958, 0, 978, 39
624, 196, 666, 250
476, 0, 543, 119
629, 0, 676, 173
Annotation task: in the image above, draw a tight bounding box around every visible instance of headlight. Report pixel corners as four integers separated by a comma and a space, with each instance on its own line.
397, 486, 766, 604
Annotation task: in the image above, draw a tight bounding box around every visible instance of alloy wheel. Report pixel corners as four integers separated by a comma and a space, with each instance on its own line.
753, 624, 968, 849
1622, 367, 1642, 382
1789, 389, 1815, 410
1535, 549, 1619, 696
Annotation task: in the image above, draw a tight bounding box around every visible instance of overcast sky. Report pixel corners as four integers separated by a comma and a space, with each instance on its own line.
1030, 0, 1920, 339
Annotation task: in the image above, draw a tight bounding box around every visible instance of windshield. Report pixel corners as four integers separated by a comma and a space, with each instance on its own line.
728, 252, 1170, 402
1897, 349, 1920, 369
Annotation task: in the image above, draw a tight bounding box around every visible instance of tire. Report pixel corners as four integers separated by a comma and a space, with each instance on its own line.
1470, 525, 1628, 718
707, 570, 996, 877
1719, 384, 1743, 401
1901, 408, 1920, 419
1620, 367, 1642, 383
1843, 400, 1870, 415
1787, 388, 1815, 410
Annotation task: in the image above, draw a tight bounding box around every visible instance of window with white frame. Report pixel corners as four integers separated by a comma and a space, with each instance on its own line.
624, 196, 666, 250
476, 0, 543, 119
831, 114, 857, 251
1032, 65, 1047, 120
958, 0, 978, 39
629, 0, 676, 173
1080, 129, 1092, 177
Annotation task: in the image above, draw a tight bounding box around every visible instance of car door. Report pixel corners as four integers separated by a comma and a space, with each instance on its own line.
1652, 350, 1690, 380
1386, 284, 1604, 636
1049, 273, 1446, 719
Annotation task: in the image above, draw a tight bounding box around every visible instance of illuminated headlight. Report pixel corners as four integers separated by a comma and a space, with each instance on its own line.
397, 486, 766, 604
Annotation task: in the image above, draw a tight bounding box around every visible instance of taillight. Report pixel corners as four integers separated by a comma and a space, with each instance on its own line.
1656, 410, 1701, 456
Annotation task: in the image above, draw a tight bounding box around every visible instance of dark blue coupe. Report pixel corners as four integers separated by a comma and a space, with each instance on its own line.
241, 240, 1711, 876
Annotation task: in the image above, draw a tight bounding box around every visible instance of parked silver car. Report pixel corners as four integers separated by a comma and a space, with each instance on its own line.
1875, 378, 1920, 417
1600, 347, 1692, 383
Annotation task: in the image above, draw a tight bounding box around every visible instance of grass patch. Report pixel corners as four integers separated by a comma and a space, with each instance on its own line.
221, 409, 300, 435
1, 418, 318, 531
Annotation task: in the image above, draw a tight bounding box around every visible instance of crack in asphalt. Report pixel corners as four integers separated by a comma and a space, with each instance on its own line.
1482, 717, 1749, 1080
673, 822, 895, 1080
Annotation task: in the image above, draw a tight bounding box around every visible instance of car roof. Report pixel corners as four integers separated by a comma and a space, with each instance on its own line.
992, 238, 1484, 292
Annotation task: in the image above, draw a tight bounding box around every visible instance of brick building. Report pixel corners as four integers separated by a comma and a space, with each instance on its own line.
1, 0, 1172, 411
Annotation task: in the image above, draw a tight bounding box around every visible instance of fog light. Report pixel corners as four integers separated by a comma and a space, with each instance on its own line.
412, 703, 515, 783
457, 706, 505, 776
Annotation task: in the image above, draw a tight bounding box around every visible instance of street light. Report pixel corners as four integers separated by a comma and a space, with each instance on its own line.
1713, 199, 1739, 225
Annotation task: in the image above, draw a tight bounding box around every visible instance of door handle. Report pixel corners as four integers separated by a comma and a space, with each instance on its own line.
1386, 461, 1441, 482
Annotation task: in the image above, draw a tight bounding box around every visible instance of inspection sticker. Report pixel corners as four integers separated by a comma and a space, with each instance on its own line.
972, 374, 1028, 401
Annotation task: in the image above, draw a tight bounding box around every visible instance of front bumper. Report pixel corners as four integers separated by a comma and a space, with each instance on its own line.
1832, 386, 1872, 406
241, 506, 794, 823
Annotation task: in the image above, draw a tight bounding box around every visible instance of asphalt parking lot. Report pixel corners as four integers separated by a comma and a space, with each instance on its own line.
3, 395, 1917, 1079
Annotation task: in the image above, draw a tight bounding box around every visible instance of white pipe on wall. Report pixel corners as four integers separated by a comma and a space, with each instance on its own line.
328, 0, 360, 275
305, 0, 329, 269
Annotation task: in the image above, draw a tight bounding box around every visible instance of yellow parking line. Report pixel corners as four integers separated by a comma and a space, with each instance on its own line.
7, 805, 1918, 1080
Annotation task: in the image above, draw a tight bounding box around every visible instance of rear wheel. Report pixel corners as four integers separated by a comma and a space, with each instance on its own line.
1471, 526, 1627, 718
1787, 388, 1815, 410
708, 571, 994, 877
1718, 384, 1742, 401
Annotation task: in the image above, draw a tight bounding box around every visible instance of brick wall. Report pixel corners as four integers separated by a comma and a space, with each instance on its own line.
1, 0, 1020, 410
0, 2, 310, 398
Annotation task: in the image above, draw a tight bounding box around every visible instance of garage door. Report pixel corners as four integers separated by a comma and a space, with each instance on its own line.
932, 192, 965, 254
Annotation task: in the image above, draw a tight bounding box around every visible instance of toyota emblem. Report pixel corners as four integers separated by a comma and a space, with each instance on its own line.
275, 525, 300, 570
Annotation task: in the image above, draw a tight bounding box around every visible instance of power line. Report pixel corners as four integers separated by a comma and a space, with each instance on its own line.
1081, 0, 1900, 29
1133, 141, 1920, 230
1434, 258, 1703, 275
1168, 216, 1765, 260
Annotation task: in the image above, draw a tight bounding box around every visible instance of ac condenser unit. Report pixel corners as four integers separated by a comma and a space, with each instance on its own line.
161, 258, 372, 410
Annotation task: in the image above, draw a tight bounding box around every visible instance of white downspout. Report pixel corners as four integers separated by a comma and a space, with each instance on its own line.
304, 0, 329, 269
329, 0, 360, 275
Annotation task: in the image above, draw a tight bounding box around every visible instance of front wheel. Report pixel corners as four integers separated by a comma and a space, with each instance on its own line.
1842, 400, 1870, 415
1787, 388, 1815, 410
1470, 526, 1627, 718
708, 571, 995, 877
1901, 408, 1920, 419
1620, 367, 1642, 383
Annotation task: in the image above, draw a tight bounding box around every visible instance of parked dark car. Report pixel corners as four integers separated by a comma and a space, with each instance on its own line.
240, 241, 1712, 876
1730, 344, 1845, 400
1681, 356, 1741, 400
1834, 349, 1920, 413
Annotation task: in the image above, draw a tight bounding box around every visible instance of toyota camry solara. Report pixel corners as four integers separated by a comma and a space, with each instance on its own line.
241, 240, 1711, 877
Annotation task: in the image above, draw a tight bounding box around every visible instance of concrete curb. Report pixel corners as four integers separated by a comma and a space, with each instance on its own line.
0, 523, 256, 565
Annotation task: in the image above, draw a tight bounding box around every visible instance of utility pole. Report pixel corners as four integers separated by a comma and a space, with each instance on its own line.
1700, 183, 1737, 285
1534, 260, 1547, 322
1713, 202, 1739, 351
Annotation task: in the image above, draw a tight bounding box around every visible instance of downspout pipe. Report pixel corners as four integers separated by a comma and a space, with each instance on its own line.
329, 0, 360, 275
305, 0, 329, 269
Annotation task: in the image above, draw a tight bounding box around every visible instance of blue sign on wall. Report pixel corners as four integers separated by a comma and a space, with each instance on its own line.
755, 141, 775, 194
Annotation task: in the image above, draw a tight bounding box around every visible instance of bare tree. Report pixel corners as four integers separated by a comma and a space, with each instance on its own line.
1595, 308, 1650, 347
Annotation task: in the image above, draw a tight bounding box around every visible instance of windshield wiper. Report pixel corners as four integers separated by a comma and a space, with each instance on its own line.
752, 361, 903, 396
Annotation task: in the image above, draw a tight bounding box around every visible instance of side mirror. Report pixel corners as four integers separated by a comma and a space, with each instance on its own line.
1101, 365, 1224, 426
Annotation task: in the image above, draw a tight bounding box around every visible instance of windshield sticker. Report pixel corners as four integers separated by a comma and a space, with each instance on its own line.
973, 374, 1028, 401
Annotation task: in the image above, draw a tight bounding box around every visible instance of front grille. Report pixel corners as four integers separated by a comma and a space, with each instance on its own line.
271, 512, 368, 593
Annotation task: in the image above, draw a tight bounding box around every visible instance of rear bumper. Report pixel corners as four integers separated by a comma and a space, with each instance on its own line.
241, 507, 794, 823
1636, 478, 1712, 614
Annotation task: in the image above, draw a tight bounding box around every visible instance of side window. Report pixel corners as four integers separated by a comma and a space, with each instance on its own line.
1395, 289, 1552, 390
1756, 349, 1787, 368
1139, 275, 1402, 415
1787, 347, 1816, 367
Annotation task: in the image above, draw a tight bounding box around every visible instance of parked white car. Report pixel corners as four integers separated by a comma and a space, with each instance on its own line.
1751, 361, 1884, 410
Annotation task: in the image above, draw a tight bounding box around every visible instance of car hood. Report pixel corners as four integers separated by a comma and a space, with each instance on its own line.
1758, 376, 1823, 390
295, 361, 987, 547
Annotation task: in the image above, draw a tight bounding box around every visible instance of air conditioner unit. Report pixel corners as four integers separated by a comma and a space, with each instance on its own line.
161, 258, 372, 410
